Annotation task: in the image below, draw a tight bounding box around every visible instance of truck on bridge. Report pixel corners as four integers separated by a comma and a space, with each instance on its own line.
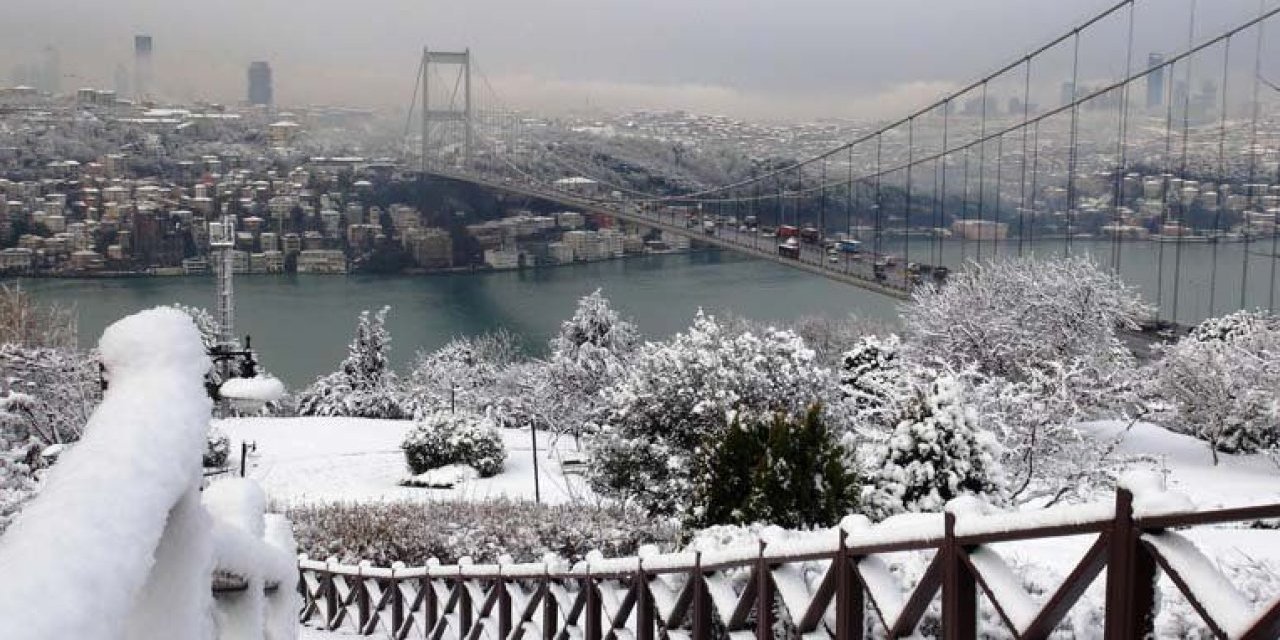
778, 225, 799, 239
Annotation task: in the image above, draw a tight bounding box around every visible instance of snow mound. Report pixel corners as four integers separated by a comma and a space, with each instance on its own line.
401, 464, 480, 488
0, 307, 213, 640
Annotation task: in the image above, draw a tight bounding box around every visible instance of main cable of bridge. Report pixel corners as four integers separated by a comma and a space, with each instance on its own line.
419, 0, 1280, 319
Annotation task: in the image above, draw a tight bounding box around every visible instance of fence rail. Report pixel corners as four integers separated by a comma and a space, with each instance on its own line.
298, 486, 1280, 640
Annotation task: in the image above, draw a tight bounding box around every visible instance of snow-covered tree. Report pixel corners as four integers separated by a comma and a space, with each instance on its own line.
588, 310, 838, 517
967, 358, 1141, 504
544, 290, 638, 438
840, 334, 912, 431
861, 373, 1005, 519
296, 306, 405, 419
1148, 310, 1280, 462
402, 330, 521, 418
903, 255, 1149, 381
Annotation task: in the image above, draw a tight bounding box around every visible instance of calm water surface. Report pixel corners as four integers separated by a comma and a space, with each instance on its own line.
15, 252, 897, 387
15, 239, 1278, 387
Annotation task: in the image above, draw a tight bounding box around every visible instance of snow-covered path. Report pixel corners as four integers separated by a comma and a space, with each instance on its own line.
217, 417, 593, 505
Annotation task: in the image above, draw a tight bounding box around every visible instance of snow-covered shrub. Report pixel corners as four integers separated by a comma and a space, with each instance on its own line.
296, 306, 405, 419
402, 330, 521, 418
0, 343, 101, 447
203, 427, 231, 468
0, 282, 77, 349
692, 404, 859, 529
903, 255, 1148, 381
0, 438, 39, 534
543, 290, 638, 438
1148, 310, 1280, 461
861, 373, 1005, 519
287, 499, 676, 566
401, 411, 506, 477
588, 310, 839, 518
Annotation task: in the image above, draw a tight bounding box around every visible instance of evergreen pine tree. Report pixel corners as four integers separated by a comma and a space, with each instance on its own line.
862, 375, 1005, 519
691, 404, 859, 529
297, 306, 404, 418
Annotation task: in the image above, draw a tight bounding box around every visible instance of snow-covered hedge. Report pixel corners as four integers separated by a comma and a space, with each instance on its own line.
287, 499, 676, 566
401, 411, 506, 477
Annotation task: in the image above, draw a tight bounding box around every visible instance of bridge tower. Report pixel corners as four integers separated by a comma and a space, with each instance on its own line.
420, 48, 472, 171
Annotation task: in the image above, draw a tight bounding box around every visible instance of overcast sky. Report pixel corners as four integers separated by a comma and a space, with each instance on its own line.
1, 0, 1271, 120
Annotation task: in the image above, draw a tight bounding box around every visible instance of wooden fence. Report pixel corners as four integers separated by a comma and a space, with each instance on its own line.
297, 487, 1280, 640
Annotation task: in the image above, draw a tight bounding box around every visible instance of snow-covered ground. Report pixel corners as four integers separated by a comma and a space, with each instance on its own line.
1079, 420, 1280, 510
230, 415, 1280, 638
217, 417, 593, 505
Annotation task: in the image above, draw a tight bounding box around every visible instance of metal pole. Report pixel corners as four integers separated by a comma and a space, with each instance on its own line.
421, 47, 430, 171
530, 421, 541, 504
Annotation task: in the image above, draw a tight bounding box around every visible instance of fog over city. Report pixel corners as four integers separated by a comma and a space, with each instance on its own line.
2, 0, 1271, 119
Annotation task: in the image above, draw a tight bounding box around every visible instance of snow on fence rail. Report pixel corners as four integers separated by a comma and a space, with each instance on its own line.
0, 308, 299, 640
298, 483, 1280, 640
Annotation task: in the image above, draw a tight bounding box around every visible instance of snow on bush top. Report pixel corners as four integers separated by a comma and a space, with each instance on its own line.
220, 376, 286, 403
0, 307, 212, 639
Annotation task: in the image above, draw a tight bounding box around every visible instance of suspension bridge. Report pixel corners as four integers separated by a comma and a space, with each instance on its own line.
405, 0, 1280, 330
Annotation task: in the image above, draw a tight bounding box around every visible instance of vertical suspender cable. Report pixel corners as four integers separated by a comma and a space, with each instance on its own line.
1208, 37, 1232, 317
1066, 29, 1082, 257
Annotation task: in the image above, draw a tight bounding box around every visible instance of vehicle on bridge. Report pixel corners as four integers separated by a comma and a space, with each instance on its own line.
778, 237, 801, 259
703, 220, 717, 235
778, 225, 799, 239
744, 215, 759, 229
800, 226, 821, 244
837, 239, 862, 254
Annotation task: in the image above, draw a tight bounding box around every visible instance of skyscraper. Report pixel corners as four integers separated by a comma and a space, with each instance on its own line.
134, 35, 153, 101
247, 61, 272, 106
1147, 53, 1165, 110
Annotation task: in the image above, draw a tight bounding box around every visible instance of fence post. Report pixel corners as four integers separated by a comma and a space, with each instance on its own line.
542, 579, 558, 640
585, 570, 602, 640
756, 541, 773, 640
389, 569, 404, 638
356, 567, 371, 631
324, 569, 339, 630
498, 574, 512, 640
1104, 487, 1157, 640
692, 552, 711, 640
835, 530, 864, 640
423, 576, 438, 636
458, 573, 474, 639
636, 563, 654, 640
942, 511, 976, 640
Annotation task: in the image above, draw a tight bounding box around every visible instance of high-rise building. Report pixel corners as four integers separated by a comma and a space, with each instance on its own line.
134, 35, 153, 101
40, 46, 60, 95
1147, 53, 1165, 110
247, 61, 272, 106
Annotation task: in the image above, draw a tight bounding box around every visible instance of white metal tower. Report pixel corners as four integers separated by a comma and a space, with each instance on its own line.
208, 213, 236, 347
